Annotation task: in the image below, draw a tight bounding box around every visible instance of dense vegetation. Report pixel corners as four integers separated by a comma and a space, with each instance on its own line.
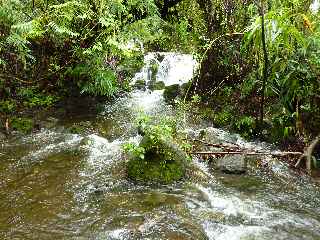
0, 0, 319, 152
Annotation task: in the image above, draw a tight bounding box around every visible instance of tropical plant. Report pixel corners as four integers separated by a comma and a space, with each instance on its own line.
241, 0, 320, 139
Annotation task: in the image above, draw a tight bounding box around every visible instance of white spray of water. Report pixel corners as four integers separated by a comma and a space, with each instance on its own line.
132, 52, 197, 87
311, 0, 320, 13
156, 53, 197, 86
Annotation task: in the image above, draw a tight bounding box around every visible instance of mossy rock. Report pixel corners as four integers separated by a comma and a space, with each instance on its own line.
163, 84, 181, 103
148, 81, 165, 91
133, 79, 146, 90
150, 61, 159, 81
127, 135, 189, 183
180, 82, 192, 96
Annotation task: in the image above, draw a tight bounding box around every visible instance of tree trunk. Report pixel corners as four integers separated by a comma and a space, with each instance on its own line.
259, 0, 269, 123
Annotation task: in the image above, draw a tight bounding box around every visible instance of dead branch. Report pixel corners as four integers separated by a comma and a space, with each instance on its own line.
190, 138, 303, 158
192, 139, 240, 150
191, 151, 303, 157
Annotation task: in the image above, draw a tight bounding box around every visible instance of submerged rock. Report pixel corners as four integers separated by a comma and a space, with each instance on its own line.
216, 155, 247, 174
67, 121, 92, 134
163, 84, 181, 102
127, 135, 189, 183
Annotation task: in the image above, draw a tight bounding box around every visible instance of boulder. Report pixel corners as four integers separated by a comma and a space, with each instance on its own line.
149, 62, 159, 81
163, 84, 181, 103
155, 52, 165, 62
180, 82, 192, 96
148, 81, 165, 91
40, 117, 59, 129
127, 135, 189, 183
0, 131, 6, 141
133, 79, 146, 90
216, 155, 247, 174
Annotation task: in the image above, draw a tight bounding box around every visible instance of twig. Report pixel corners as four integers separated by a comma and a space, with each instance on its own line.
192, 139, 241, 148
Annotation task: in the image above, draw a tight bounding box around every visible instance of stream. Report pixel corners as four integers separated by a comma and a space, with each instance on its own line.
1, 53, 320, 240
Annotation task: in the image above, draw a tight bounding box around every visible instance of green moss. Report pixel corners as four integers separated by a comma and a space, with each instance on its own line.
128, 157, 185, 184
133, 79, 146, 90
126, 133, 189, 183
148, 81, 165, 91
163, 84, 181, 103
150, 62, 159, 81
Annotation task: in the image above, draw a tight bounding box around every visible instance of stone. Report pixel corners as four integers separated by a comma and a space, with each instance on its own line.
133, 79, 146, 90
127, 135, 189, 183
0, 132, 6, 141
180, 82, 192, 96
216, 155, 247, 174
155, 52, 165, 62
41, 117, 59, 129
163, 84, 181, 102
148, 81, 165, 91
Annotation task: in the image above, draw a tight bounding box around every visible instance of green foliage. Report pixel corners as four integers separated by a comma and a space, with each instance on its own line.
0, 100, 16, 114
240, 0, 320, 139
17, 87, 59, 108
233, 115, 256, 139
10, 117, 33, 133
214, 109, 233, 127
270, 111, 296, 140
80, 68, 118, 97
123, 143, 146, 160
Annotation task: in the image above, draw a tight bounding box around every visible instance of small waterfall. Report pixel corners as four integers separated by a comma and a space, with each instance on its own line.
132, 52, 197, 87
311, 0, 320, 13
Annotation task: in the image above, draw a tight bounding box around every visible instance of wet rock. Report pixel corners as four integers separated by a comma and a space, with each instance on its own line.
0, 132, 6, 141
127, 134, 189, 183
216, 155, 247, 174
163, 84, 181, 102
67, 121, 92, 134
180, 82, 192, 96
148, 81, 165, 91
133, 79, 146, 90
155, 52, 165, 62
40, 117, 59, 129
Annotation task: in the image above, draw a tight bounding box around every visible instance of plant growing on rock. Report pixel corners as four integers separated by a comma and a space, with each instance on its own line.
123, 114, 191, 184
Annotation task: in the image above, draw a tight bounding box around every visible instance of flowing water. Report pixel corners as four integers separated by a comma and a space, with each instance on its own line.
1, 53, 320, 240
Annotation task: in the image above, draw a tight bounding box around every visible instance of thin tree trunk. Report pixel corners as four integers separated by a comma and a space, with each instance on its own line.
295, 135, 320, 175
259, 0, 269, 123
